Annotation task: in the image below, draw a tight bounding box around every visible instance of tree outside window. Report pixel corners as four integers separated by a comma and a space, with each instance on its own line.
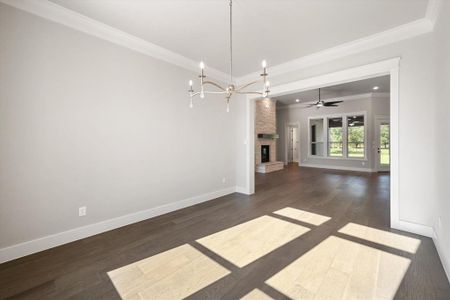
347, 115, 365, 158
328, 118, 343, 156
380, 124, 390, 165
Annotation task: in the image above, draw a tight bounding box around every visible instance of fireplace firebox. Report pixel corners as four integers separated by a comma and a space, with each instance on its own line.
261, 145, 270, 163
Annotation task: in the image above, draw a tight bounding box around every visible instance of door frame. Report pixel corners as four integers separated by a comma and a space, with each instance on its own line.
284, 122, 300, 165
375, 116, 391, 172
244, 57, 405, 233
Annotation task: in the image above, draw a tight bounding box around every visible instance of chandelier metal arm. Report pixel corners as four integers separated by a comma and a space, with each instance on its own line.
235, 91, 264, 95
236, 79, 263, 92
202, 91, 228, 95
187, 0, 270, 111
202, 80, 227, 91
190, 91, 227, 97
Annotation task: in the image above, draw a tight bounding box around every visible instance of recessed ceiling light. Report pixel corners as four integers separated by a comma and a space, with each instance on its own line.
295, 99, 300, 102
373, 86, 379, 90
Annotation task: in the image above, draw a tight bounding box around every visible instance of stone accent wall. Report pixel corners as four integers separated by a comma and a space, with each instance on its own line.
255, 98, 277, 165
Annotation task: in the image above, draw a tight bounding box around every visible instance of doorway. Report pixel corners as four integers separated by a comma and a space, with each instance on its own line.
245, 58, 404, 233
285, 124, 299, 164
375, 117, 390, 172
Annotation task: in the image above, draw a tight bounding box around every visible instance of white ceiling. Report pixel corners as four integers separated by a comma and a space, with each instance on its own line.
274, 75, 390, 105
49, 0, 428, 77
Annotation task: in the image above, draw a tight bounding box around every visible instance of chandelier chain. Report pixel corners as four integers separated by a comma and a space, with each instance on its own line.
229, 0, 233, 84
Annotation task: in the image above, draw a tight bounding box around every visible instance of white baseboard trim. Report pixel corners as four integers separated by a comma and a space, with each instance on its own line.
235, 186, 251, 195
391, 219, 433, 238
432, 227, 450, 283
0, 186, 237, 264
300, 163, 375, 173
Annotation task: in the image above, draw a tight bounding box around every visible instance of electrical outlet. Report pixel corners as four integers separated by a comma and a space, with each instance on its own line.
79, 206, 86, 217
438, 216, 442, 229
222, 177, 227, 184
362, 161, 365, 166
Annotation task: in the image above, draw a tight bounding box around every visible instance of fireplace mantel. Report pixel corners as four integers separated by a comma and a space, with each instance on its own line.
257, 133, 279, 140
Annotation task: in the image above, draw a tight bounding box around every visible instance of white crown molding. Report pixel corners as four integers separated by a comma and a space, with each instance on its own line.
426, 0, 443, 27
236, 18, 432, 85
276, 92, 390, 110
265, 58, 399, 100
2, 0, 438, 85
238, 0, 439, 83
0, 0, 230, 82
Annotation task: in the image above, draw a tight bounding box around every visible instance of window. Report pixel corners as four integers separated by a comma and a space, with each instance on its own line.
308, 113, 367, 160
379, 123, 390, 165
347, 115, 365, 158
310, 118, 324, 156
328, 117, 343, 157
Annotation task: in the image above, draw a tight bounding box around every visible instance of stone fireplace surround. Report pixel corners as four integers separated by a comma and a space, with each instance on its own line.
255, 98, 284, 173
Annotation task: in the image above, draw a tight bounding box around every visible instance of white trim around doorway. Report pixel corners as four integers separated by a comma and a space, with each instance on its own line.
284, 122, 300, 165
244, 57, 433, 238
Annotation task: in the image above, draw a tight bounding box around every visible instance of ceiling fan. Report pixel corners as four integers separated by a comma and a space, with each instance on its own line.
305, 88, 343, 108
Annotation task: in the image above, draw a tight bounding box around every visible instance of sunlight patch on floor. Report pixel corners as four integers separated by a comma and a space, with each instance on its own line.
273, 207, 331, 226
107, 244, 230, 299
240, 288, 273, 300
196, 215, 310, 267
338, 223, 421, 253
266, 236, 411, 300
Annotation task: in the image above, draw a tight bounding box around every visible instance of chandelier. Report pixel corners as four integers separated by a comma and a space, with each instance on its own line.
188, 0, 270, 112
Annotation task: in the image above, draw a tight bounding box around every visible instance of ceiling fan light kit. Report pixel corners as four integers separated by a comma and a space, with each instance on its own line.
188, 0, 270, 112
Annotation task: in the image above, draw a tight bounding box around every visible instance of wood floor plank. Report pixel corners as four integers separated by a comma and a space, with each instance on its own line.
0, 165, 448, 299
108, 244, 230, 300
196, 215, 310, 267
240, 289, 273, 300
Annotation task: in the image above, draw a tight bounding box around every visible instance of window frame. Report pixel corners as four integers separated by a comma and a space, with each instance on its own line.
347, 115, 366, 159
308, 118, 325, 157
327, 117, 344, 157
308, 111, 368, 161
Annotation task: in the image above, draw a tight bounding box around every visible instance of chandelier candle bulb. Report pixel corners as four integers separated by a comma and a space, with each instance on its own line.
200, 87, 205, 99
186, 0, 269, 112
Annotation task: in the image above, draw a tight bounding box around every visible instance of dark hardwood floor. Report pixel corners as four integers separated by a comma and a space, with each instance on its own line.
0, 165, 449, 299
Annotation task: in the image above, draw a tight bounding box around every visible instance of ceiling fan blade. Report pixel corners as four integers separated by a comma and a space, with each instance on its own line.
305, 104, 317, 108
324, 100, 343, 106
324, 104, 339, 107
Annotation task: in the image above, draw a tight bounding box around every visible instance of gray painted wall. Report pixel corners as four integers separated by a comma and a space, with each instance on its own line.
0, 4, 239, 249
243, 31, 437, 228
277, 96, 389, 171
433, 0, 450, 279
1, 1, 449, 275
